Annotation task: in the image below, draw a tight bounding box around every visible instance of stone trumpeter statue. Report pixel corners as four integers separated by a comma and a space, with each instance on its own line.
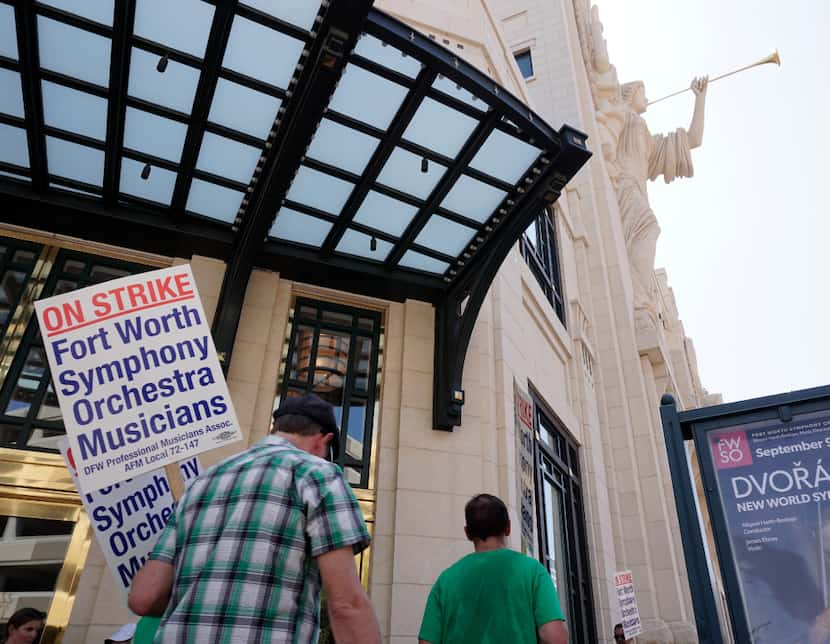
576, 2, 778, 323
608, 76, 708, 314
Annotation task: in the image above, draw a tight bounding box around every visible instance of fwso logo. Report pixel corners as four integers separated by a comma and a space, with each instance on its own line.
711, 430, 753, 470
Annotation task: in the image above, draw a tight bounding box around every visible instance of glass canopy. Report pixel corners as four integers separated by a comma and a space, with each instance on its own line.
0, 0, 306, 217
0, 0, 587, 289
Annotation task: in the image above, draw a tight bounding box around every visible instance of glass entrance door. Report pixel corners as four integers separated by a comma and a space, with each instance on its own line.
540, 469, 570, 627
533, 401, 596, 643
0, 463, 91, 644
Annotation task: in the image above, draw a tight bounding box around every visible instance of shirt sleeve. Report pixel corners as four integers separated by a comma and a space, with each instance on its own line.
149, 503, 179, 564
534, 562, 565, 625
418, 582, 444, 643
304, 462, 371, 557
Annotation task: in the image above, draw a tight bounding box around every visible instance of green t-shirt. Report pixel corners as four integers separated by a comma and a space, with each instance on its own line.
418, 549, 565, 644
133, 616, 160, 644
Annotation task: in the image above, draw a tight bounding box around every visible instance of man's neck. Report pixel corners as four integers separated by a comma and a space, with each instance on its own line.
273, 431, 312, 453
473, 537, 507, 553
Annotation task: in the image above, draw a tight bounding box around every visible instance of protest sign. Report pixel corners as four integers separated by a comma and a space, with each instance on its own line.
514, 382, 536, 556
614, 570, 642, 638
35, 264, 241, 491
60, 438, 201, 596
705, 411, 830, 642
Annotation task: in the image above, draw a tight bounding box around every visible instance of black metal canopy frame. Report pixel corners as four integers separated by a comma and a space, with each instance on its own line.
0, 0, 590, 430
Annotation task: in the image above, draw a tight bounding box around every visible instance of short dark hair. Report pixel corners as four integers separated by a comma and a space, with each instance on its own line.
272, 413, 323, 437
7, 607, 45, 632
465, 494, 509, 540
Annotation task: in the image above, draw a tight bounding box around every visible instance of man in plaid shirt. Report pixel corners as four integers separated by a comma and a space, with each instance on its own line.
128, 393, 380, 644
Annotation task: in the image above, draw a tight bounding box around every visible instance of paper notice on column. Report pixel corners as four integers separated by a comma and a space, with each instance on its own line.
59, 438, 201, 597
614, 570, 643, 638
35, 264, 241, 491
514, 381, 536, 556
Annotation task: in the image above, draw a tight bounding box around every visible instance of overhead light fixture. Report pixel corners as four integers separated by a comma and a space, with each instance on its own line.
421, 157, 429, 173
156, 53, 169, 73
141, 163, 151, 180
370, 236, 377, 251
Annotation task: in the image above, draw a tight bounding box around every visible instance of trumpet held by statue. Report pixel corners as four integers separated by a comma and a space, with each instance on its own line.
647, 50, 781, 106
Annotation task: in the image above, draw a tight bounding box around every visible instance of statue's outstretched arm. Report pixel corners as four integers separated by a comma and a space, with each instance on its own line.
688, 76, 709, 148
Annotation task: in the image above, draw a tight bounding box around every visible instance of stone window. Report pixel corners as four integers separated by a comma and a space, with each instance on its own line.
514, 48, 534, 79
279, 298, 382, 489
521, 208, 566, 324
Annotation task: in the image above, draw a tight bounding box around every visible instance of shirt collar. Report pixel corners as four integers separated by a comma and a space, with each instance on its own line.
260, 434, 293, 449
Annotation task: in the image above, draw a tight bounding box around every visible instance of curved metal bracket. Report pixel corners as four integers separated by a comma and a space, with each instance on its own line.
433, 126, 591, 430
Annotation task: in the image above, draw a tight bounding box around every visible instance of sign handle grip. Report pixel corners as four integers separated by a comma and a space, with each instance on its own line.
165, 463, 186, 501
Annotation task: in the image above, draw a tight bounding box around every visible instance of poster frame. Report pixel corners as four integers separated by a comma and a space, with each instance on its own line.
660, 384, 830, 644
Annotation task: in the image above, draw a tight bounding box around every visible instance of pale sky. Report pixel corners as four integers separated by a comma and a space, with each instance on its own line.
592, 0, 829, 403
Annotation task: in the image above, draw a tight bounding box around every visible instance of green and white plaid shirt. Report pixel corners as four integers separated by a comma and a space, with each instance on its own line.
149, 435, 371, 643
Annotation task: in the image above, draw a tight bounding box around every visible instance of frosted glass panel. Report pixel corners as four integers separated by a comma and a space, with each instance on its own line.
270, 208, 332, 246
223, 16, 304, 89
336, 229, 392, 261
120, 157, 176, 204
440, 174, 506, 223
377, 147, 445, 200
432, 75, 482, 110
0, 4, 17, 60
124, 108, 187, 163
46, 137, 104, 186
42, 81, 107, 140
186, 179, 244, 223
40, 0, 114, 25
354, 35, 421, 79
415, 215, 476, 257
38, 16, 111, 87
240, 0, 320, 31
134, 0, 214, 58
470, 128, 541, 183
196, 132, 260, 184
129, 48, 200, 114
286, 166, 353, 215
0, 125, 29, 168
328, 64, 407, 130
209, 79, 280, 139
403, 97, 477, 158
0, 69, 24, 118
306, 119, 379, 175
399, 250, 449, 274
353, 191, 418, 237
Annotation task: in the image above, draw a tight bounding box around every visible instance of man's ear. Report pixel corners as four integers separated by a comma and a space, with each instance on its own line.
505, 520, 511, 537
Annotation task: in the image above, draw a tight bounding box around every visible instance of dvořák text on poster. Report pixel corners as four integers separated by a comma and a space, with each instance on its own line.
35, 265, 241, 491
707, 411, 830, 643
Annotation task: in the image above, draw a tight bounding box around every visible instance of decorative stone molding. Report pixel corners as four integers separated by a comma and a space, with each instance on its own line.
668, 620, 700, 644
569, 298, 596, 387
638, 619, 675, 644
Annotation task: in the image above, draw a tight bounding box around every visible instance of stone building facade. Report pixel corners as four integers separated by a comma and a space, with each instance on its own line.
0, 0, 720, 642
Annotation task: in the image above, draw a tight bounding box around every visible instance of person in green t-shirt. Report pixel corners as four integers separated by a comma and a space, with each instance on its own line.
418, 494, 568, 644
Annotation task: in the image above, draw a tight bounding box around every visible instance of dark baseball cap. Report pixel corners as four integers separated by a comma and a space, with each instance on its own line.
273, 393, 340, 458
